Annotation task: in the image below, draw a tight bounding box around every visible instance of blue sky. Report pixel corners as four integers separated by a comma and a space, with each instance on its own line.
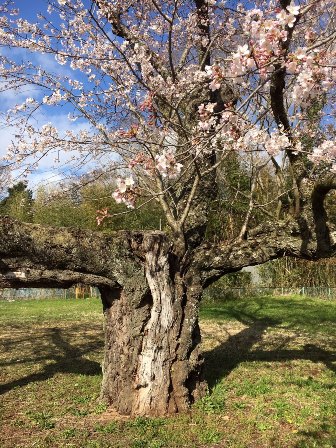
1, 2, 57, 188
0, 0, 97, 191
13, 0, 46, 22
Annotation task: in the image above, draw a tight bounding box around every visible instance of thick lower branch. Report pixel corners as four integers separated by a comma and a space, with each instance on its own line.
0, 269, 116, 289
311, 181, 336, 255
0, 217, 146, 290
196, 219, 336, 287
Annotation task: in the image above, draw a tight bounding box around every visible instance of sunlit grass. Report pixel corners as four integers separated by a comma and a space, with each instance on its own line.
0, 295, 335, 448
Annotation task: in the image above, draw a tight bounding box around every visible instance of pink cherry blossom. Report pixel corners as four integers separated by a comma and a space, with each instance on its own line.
286, 1, 300, 16
156, 150, 183, 179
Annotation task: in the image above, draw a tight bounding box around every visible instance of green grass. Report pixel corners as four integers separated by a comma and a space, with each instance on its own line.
0, 296, 103, 322
0, 295, 335, 448
200, 294, 336, 334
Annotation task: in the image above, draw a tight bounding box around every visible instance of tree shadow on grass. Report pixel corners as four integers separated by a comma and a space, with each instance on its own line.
203, 315, 336, 389
295, 424, 336, 448
0, 325, 103, 395
201, 295, 336, 335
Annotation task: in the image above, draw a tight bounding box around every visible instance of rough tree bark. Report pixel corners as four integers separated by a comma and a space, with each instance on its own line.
100, 235, 205, 416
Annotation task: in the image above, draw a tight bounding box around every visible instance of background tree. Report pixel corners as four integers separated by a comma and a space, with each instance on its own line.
32, 176, 166, 231
0, 181, 33, 222
0, 0, 335, 416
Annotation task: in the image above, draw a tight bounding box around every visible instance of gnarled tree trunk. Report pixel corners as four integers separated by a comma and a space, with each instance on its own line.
100, 235, 205, 416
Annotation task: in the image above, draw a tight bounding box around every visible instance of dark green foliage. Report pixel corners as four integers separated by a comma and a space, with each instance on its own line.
206, 153, 251, 240
0, 181, 34, 222
31, 182, 166, 232
0, 177, 166, 231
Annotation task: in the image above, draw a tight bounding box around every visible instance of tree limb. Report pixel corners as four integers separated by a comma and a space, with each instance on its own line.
93, 0, 170, 79
195, 217, 336, 287
0, 217, 146, 290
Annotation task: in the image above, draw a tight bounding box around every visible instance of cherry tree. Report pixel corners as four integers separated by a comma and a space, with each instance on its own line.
0, 0, 335, 416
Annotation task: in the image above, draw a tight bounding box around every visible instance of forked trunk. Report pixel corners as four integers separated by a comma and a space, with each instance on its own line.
100, 235, 205, 416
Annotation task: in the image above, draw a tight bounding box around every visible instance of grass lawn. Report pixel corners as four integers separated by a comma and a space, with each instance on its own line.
0, 295, 335, 448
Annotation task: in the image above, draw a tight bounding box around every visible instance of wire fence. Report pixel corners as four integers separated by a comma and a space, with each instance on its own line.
205, 286, 336, 300
1, 286, 336, 301
0, 286, 100, 301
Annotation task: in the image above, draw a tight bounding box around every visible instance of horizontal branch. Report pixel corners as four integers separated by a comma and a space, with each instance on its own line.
0, 217, 147, 291
196, 219, 336, 287
0, 269, 115, 289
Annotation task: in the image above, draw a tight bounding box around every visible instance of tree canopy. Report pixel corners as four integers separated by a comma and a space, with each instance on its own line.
0, 0, 334, 253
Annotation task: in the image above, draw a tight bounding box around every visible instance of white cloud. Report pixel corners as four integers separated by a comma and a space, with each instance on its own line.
0, 108, 103, 192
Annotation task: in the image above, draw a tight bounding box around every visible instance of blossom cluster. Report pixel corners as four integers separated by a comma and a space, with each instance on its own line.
205, 65, 224, 92
202, 2, 303, 90
310, 141, 336, 172
0, 0, 335, 224
43, 90, 65, 105
232, 2, 300, 78
112, 177, 137, 208
264, 130, 291, 157
128, 152, 154, 174
218, 110, 293, 157
155, 149, 183, 179
237, 127, 290, 157
8, 97, 37, 114
198, 103, 217, 132
291, 53, 335, 109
